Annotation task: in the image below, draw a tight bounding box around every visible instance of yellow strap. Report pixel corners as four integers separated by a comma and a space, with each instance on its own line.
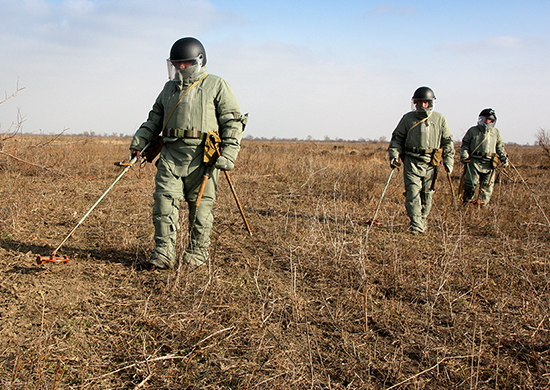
162, 73, 209, 132
407, 110, 432, 133
470, 128, 492, 155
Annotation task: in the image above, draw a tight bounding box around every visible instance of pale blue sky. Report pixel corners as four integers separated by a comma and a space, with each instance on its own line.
1, 0, 549, 144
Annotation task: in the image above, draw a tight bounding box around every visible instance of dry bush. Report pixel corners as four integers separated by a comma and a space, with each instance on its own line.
0, 136, 549, 389
535, 128, 550, 165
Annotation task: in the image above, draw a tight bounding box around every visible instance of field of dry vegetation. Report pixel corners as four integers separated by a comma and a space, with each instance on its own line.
0, 135, 549, 389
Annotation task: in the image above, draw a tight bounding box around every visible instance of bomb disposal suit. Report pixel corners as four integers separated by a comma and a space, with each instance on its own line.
459, 108, 508, 205
129, 37, 244, 269
388, 87, 454, 234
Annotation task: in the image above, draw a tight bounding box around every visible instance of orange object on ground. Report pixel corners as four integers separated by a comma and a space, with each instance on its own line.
361, 219, 384, 226
36, 253, 69, 265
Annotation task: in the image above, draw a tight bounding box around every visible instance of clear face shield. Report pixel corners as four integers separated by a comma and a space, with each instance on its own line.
411, 99, 435, 113
477, 116, 496, 128
166, 56, 203, 81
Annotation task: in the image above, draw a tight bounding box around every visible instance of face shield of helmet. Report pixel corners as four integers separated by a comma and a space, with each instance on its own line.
477, 116, 496, 128
411, 98, 435, 114
166, 56, 203, 81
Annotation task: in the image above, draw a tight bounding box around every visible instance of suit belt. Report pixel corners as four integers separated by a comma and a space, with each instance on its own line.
405, 147, 436, 155
472, 152, 496, 157
163, 128, 207, 139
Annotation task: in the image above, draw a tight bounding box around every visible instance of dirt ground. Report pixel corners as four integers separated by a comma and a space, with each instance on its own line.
0, 136, 549, 389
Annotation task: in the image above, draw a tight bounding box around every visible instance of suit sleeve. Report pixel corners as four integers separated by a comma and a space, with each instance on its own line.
440, 117, 455, 170
130, 89, 165, 151
495, 129, 508, 162
459, 129, 473, 161
388, 116, 407, 161
215, 79, 244, 164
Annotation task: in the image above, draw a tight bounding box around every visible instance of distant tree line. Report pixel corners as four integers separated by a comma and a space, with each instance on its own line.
13, 131, 536, 147
242, 134, 389, 143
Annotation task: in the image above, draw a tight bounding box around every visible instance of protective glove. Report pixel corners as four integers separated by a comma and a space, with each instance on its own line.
129, 149, 141, 160
390, 158, 401, 170
444, 163, 453, 174
215, 155, 235, 171
460, 150, 470, 165
502, 160, 509, 168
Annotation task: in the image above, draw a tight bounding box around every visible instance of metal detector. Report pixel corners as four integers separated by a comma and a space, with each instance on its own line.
36, 143, 151, 264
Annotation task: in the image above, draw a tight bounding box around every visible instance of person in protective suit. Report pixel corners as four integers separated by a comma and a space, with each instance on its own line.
388, 86, 455, 234
459, 108, 508, 206
129, 37, 245, 269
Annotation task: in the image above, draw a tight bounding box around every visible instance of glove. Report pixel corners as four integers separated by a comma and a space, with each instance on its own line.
390, 158, 401, 169
215, 155, 235, 171
444, 163, 453, 174
460, 150, 470, 165
502, 160, 509, 168
129, 149, 141, 160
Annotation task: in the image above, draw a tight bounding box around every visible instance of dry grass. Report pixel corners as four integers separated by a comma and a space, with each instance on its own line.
0, 136, 549, 389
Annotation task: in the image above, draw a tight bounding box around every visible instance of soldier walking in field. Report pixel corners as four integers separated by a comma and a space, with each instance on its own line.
388, 86, 455, 234
129, 37, 246, 269
459, 108, 508, 206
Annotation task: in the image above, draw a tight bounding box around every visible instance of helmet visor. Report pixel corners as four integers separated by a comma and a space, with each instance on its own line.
166, 58, 201, 80
411, 99, 434, 112
478, 116, 496, 127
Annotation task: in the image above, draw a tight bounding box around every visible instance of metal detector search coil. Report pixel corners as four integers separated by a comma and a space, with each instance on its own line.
36, 253, 70, 265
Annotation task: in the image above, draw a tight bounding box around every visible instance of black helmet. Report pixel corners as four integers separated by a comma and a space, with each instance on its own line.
412, 86, 436, 101
479, 108, 496, 121
169, 37, 207, 66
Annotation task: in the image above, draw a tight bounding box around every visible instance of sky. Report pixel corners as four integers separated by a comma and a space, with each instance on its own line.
1, 0, 550, 144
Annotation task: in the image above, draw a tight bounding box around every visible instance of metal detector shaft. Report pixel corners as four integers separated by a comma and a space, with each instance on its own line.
222, 170, 253, 236
195, 164, 213, 207
457, 164, 467, 202
211, 140, 253, 236
378, 168, 395, 206
446, 169, 458, 209
51, 143, 150, 255
368, 167, 396, 226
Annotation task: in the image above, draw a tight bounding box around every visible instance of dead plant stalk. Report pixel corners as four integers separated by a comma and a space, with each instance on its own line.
385, 355, 476, 390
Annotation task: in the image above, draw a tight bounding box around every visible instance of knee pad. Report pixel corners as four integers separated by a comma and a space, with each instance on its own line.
153, 193, 181, 234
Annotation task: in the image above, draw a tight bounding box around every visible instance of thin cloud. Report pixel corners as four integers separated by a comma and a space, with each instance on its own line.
0, 0, 245, 49
440, 36, 526, 52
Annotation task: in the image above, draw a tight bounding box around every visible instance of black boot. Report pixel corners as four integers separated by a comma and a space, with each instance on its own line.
462, 186, 475, 206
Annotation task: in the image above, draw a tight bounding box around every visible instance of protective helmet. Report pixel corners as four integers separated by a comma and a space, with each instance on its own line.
479, 108, 496, 122
412, 86, 436, 101
169, 37, 207, 66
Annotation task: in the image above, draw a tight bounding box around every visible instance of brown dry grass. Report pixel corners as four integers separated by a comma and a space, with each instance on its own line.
0, 136, 549, 389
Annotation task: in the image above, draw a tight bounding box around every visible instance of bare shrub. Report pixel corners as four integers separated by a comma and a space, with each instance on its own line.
0, 83, 26, 144
535, 128, 550, 164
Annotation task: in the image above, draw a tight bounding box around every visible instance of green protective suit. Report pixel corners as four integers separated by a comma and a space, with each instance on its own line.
388, 110, 455, 233
459, 124, 507, 205
130, 66, 243, 268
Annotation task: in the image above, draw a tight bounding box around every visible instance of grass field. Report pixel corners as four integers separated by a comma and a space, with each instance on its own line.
0, 136, 548, 389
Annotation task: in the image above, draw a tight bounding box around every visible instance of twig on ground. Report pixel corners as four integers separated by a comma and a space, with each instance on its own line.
385, 355, 475, 390
133, 373, 153, 389
300, 167, 328, 188
84, 326, 235, 383
0, 150, 68, 176
253, 372, 287, 388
